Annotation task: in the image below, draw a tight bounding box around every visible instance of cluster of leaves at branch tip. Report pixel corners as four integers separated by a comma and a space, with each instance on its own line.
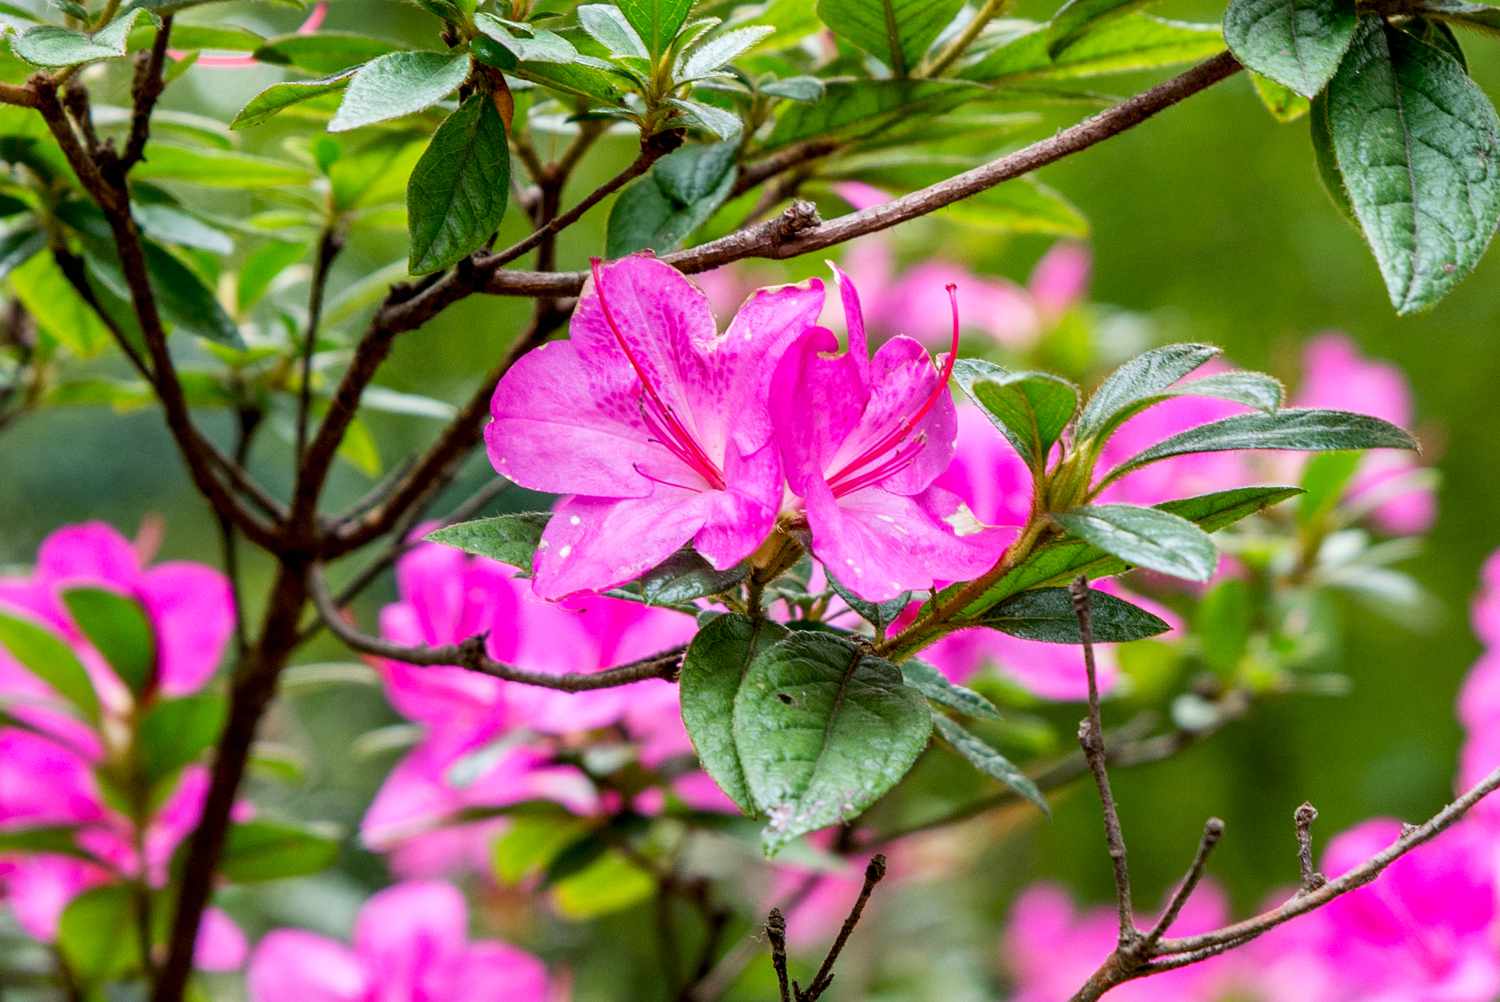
432, 340, 1415, 853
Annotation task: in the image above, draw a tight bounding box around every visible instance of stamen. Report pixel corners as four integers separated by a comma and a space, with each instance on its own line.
633, 464, 704, 493
824, 284, 961, 495
590, 258, 726, 491
829, 436, 927, 498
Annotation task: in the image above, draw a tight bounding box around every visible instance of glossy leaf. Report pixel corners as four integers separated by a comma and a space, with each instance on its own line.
1310, 90, 1356, 221
329, 50, 471, 132
1223, 0, 1357, 97
231, 69, 356, 129
618, 0, 695, 56
612, 548, 749, 606
0, 223, 45, 282
1053, 504, 1219, 581
679, 24, 773, 79
578, 3, 650, 58
606, 140, 737, 255
962, 15, 1223, 84
763, 79, 979, 150
816, 0, 965, 75
1417, 0, 1500, 35
219, 819, 340, 882
953, 359, 1079, 470
829, 575, 910, 632
253, 31, 399, 74
900, 659, 1001, 719
667, 97, 742, 140
1324, 17, 1500, 313
426, 512, 551, 573
1076, 342, 1219, 441
975, 586, 1171, 642
60, 587, 155, 697
1104, 408, 1418, 484
138, 693, 226, 784
407, 93, 509, 274
733, 632, 931, 853
0, 608, 100, 724
680, 614, 789, 815
933, 714, 1048, 813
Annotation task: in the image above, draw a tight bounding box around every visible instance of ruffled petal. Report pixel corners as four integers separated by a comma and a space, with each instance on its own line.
693, 442, 781, 570
771, 326, 867, 497
138, 562, 233, 696
716, 278, 825, 455
354, 881, 469, 984
530, 492, 713, 601
248, 930, 369, 1002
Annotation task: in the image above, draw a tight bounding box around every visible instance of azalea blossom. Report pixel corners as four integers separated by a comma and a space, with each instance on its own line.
363, 540, 723, 877
486, 254, 823, 600
770, 266, 1010, 602
1458, 550, 1500, 833
0, 522, 243, 968
247, 880, 556, 1002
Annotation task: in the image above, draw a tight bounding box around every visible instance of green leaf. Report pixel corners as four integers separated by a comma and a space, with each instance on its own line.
134, 143, 317, 188
237, 239, 308, 312
0, 825, 94, 858
219, 819, 340, 882
60, 587, 155, 697
900, 658, 1001, 719
406, 93, 509, 274
1053, 504, 1219, 582
133, 203, 233, 254
828, 575, 910, 632
606, 140, 737, 255
578, 3, 650, 58
1298, 449, 1362, 524
231, 69, 356, 129
1103, 408, 1418, 485
1324, 17, 1500, 313
974, 586, 1170, 642
733, 632, 931, 853
932, 714, 1048, 813
763, 79, 979, 150
58, 885, 136, 982
940, 177, 1090, 237
679, 24, 773, 79
253, 31, 399, 74
510, 59, 625, 104
1417, 0, 1500, 36
425, 512, 551, 572
953, 359, 1079, 470
138, 693, 226, 784
667, 97, 742, 139
962, 15, 1223, 84
680, 614, 789, 815
551, 849, 656, 918
80, 235, 243, 347
12, 8, 153, 67
1083, 370, 1286, 447
493, 813, 592, 885
619, 0, 695, 56
1310, 89, 1356, 220
949, 486, 1300, 616
1076, 342, 1219, 441
1223, 0, 1357, 97
762, 75, 826, 101
0, 608, 100, 725
612, 548, 749, 606
474, 14, 579, 63
6, 253, 112, 356
329, 50, 470, 132
0, 222, 45, 282
1195, 577, 1251, 677
1048, 0, 1161, 56
1252, 72, 1311, 122
816, 0, 964, 75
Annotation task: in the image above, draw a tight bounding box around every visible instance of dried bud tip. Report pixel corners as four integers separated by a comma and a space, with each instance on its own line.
866, 853, 888, 883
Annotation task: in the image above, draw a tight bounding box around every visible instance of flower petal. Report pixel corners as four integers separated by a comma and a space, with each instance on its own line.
436, 941, 553, 1001
771, 326, 866, 497
138, 562, 233, 696
530, 492, 713, 601
692, 442, 781, 570
249, 930, 369, 1002
354, 880, 469, 983
196, 908, 248, 972
718, 277, 825, 455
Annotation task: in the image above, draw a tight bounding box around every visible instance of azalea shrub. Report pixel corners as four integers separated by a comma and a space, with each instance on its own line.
0, 0, 1497, 999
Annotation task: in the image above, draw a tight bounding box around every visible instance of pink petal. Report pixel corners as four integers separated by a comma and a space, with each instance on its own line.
0, 728, 106, 827
248, 930, 369, 1002
530, 492, 714, 601
35, 523, 139, 589
932, 404, 1034, 529
1028, 242, 1092, 318
354, 880, 469, 982
770, 326, 867, 496
1, 854, 108, 940
434, 941, 554, 1001
715, 277, 826, 455
692, 442, 782, 570
139, 562, 233, 696
195, 907, 248, 972
1295, 333, 1413, 427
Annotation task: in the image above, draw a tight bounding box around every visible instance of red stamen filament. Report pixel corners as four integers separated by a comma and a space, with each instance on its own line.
590, 259, 726, 492
825, 284, 961, 497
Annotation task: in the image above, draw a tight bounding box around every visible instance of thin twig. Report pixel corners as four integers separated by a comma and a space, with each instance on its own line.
294, 225, 344, 466
1143, 818, 1224, 946
1295, 802, 1325, 893
1071, 577, 1136, 947
767, 910, 791, 1002
801, 854, 887, 1000
119, 14, 172, 170
308, 567, 685, 690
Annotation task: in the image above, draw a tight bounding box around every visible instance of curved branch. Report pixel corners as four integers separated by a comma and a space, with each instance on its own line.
308, 567, 686, 691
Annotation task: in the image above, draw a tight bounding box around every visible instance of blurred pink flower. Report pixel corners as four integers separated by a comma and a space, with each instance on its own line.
1470, 550, 1500, 648
171, 1, 326, 67
486, 255, 823, 600
363, 541, 715, 875
0, 522, 242, 967
1243, 820, 1500, 1002
248, 880, 556, 1002
1458, 550, 1500, 831
1291, 334, 1434, 535
770, 267, 1010, 601
1002, 881, 1233, 1002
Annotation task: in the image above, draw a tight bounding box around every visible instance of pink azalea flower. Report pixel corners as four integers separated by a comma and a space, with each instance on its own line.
1291, 334, 1434, 535
1470, 550, 1500, 649
1459, 552, 1500, 831
1002, 881, 1233, 1002
1245, 820, 1500, 1002
486, 254, 824, 600
1029, 242, 1093, 321
770, 267, 1010, 602
363, 542, 713, 875
248, 880, 556, 1002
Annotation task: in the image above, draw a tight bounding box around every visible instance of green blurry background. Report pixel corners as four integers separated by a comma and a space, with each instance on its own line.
2, 2, 1497, 996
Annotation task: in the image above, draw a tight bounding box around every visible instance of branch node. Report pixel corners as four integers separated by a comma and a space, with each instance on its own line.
1295, 801, 1325, 893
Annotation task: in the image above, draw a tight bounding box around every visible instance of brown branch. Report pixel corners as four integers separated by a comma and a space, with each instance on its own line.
294, 225, 344, 466
119, 14, 172, 171
1294, 802, 1326, 893
308, 567, 686, 690
766, 909, 792, 1002
800, 854, 887, 1000
1143, 817, 1224, 947
456, 52, 1242, 300
0, 81, 37, 107
1071, 577, 1137, 948
729, 138, 843, 199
